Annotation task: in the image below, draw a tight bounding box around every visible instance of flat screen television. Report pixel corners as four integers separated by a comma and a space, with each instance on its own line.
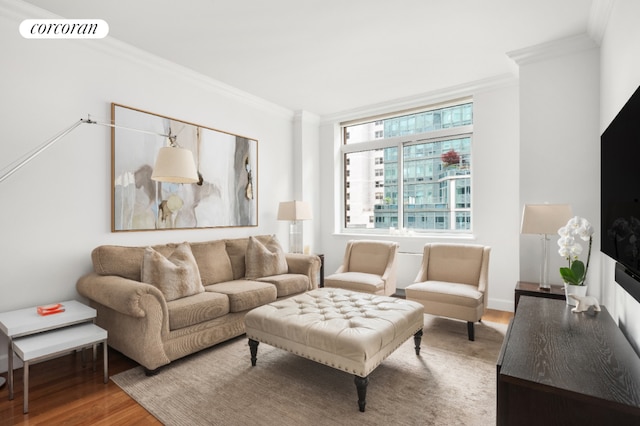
601, 84, 640, 303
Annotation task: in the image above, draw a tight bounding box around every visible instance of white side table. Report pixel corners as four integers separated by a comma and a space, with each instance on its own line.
0, 300, 98, 401
13, 322, 107, 413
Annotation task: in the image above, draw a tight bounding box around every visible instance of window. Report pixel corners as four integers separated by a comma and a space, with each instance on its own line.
342, 101, 473, 233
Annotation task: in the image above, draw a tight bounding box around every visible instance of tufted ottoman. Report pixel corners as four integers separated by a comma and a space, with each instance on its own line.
244, 287, 424, 412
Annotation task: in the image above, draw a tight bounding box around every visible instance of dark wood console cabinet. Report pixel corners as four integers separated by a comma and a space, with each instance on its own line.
497, 296, 640, 425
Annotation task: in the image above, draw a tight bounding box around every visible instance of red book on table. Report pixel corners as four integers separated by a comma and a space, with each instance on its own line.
37, 303, 65, 316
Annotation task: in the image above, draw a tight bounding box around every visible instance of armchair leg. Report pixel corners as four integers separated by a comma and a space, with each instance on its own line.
467, 321, 475, 341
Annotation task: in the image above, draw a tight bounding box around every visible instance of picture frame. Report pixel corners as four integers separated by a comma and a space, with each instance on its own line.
111, 103, 258, 232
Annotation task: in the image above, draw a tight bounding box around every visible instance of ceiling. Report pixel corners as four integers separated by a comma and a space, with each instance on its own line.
22, 0, 599, 116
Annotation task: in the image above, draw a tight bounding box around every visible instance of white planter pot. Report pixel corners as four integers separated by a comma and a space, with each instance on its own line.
564, 283, 588, 306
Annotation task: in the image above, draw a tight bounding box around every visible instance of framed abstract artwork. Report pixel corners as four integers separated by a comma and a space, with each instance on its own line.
111, 103, 258, 231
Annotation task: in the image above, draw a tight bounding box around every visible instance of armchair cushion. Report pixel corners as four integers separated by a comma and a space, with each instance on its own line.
424, 244, 485, 286
346, 241, 394, 276
405, 281, 483, 308
324, 272, 385, 293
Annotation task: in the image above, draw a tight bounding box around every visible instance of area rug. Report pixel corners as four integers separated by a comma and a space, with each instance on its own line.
112, 315, 507, 426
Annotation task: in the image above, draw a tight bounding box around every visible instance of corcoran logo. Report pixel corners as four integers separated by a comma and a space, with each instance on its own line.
19, 19, 109, 39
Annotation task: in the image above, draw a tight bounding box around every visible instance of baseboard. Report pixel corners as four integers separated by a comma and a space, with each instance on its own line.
0, 352, 23, 375
488, 297, 514, 313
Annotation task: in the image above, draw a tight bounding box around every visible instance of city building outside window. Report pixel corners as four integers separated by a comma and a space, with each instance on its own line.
342, 101, 473, 233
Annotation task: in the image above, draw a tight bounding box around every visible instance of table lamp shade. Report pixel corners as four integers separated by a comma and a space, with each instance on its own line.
277, 200, 312, 221
151, 146, 199, 183
521, 204, 573, 235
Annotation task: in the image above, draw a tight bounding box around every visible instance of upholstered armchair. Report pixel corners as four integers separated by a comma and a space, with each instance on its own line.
405, 243, 491, 341
324, 240, 399, 296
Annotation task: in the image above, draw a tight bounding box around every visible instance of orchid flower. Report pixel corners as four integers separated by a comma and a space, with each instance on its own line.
558, 216, 593, 286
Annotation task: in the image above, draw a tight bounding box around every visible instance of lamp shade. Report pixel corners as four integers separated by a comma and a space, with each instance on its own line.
521, 204, 573, 235
277, 200, 312, 221
151, 146, 199, 183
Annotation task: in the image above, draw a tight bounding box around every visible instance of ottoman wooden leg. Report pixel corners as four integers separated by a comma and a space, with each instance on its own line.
414, 329, 423, 355
354, 375, 369, 412
248, 339, 259, 366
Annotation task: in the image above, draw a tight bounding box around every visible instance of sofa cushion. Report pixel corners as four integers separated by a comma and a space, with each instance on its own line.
245, 235, 288, 279
166, 291, 230, 330
91, 244, 175, 281
141, 243, 204, 301
190, 240, 234, 285
225, 238, 251, 280
257, 274, 310, 298
204, 280, 277, 312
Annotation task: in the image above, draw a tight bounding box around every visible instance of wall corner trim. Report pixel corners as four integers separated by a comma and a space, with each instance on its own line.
507, 33, 598, 67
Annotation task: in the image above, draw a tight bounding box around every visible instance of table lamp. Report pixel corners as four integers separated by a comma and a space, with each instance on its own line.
277, 200, 312, 253
521, 204, 573, 290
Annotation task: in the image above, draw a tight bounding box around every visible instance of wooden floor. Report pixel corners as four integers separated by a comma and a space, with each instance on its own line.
0, 309, 512, 425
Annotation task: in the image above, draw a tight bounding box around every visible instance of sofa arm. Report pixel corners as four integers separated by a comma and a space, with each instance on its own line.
77, 272, 172, 371
77, 272, 168, 319
285, 253, 321, 290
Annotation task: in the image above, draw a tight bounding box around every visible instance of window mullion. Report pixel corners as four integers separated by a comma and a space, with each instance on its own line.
398, 140, 404, 230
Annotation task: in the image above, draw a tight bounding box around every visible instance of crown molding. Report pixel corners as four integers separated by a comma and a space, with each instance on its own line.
507, 33, 598, 67
588, 0, 615, 45
321, 73, 518, 124
294, 110, 320, 125
0, 0, 295, 120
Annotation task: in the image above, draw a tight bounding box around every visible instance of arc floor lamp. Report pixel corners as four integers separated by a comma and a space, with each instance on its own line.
0, 116, 198, 389
0, 116, 199, 185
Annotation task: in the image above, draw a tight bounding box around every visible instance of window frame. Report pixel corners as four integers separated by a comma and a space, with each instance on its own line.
340, 112, 473, 236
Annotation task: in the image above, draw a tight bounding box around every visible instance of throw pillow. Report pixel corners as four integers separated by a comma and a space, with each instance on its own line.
141, 242, 204, 301
245, 235, 288, 279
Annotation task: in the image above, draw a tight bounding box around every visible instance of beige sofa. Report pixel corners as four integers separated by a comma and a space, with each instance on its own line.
76, 235, 321, 373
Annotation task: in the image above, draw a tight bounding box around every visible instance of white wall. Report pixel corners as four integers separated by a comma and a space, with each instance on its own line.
0, 2, 297, 370
318, 77, 521, 312
515, 36, 601, 297
600, 0, 640, 352
292, 111, 321, 254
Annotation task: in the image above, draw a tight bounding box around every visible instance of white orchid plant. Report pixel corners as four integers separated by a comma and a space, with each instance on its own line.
557, 216, 594, 286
